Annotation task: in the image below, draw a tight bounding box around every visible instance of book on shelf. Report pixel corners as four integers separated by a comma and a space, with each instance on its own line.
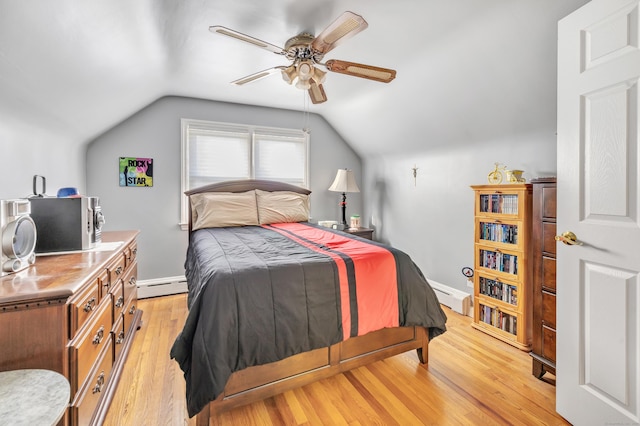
480, 222, 519, 244
481, 304, 517, 335
480, 194, 519, 215
480, 249, 518, 274
479, 277, 518, 305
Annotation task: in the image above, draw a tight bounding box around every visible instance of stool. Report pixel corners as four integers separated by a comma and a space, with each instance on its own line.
0, 369, 70, 425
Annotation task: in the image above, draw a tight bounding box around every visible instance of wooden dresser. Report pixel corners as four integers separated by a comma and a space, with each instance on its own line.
0, 230, 142, 425
530, 178, 557, 378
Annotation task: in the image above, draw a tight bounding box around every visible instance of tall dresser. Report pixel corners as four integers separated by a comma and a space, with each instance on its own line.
0, 230, 142, 425
530, 178, 557, 378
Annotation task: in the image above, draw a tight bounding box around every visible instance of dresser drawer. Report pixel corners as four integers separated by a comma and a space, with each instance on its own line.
105, 253, 126, 295
123, 294, 138, 335
542, 256, 556, 292
111, 279, 125, 317
97, 268, 110, 303
542, 222, 557, 255
112, 313, 125, 361
69, 296, 113, 395
70, 338, 113, 426
542, 325, 556, 363
542, 290, 556, 329
541, 186, 557, 219
126, 241, 138, 269
123, 262, 137, 305
68, 277, 100, 340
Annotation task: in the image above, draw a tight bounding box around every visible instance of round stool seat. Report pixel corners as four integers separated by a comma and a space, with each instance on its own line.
0, 369, 70, 426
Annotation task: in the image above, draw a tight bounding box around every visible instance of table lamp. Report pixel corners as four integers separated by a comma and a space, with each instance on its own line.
328, 168, 360, 228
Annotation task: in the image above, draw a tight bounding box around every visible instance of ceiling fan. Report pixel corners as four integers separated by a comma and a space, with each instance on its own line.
209, 11, 397, 104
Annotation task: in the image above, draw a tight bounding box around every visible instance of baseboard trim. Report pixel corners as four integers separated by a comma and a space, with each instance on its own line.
428, 279, 472, 317
137, 276, 187, 299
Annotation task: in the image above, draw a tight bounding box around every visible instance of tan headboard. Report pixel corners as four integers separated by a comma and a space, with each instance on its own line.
185, 180, 312, 232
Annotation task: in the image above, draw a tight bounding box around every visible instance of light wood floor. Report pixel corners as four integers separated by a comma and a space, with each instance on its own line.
104, 294, 568, 425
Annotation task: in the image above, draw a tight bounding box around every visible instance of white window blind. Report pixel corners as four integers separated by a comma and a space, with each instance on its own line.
189, 129, 251, 187
254, 132, 307, 186
180, 119, 309, 228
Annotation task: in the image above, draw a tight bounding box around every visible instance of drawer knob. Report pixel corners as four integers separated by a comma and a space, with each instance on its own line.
92, 371, 105, 394
83, 297, 96, 312
116, 331, 125, 345
115, 296, 124, 308
129, 276, 136, 287
129, 305, 136, 315
92, 326, 105, 345
115, 266, 123, 276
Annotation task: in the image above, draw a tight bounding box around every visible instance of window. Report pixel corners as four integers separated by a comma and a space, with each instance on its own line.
180, 119, 309, 228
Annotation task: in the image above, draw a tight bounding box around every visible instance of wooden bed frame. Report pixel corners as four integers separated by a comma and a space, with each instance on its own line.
185, 180, 430, 424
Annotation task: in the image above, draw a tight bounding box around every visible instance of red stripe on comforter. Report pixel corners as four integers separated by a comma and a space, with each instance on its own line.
268, 223, 399, 338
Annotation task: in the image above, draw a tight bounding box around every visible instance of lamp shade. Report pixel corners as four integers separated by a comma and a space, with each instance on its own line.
328, 169, 360, 193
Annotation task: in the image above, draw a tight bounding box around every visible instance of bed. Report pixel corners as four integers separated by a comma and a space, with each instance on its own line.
170, 179, 447, 424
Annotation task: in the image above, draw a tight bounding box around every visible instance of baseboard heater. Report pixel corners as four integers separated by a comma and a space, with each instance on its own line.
428, 279, 471, 317
137, 276, 187, 299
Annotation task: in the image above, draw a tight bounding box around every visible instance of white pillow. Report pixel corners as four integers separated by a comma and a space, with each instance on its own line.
255, 189, 310, 224
190, 191, 259, 230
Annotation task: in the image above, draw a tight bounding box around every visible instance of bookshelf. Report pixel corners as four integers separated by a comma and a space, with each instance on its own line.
471, 184, 532, 350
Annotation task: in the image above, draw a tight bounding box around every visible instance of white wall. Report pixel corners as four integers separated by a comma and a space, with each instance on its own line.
0, 123, 85, 200
86, 96, 361, 280
362, 132, 557, 295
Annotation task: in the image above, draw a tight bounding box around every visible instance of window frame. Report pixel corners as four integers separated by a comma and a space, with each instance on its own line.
180, 118, 310, 229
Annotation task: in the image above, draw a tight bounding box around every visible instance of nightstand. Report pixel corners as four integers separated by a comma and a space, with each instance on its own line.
343, 227, 374, 240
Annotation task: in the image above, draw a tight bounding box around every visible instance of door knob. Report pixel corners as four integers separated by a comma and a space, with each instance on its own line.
555, 231, 582, 246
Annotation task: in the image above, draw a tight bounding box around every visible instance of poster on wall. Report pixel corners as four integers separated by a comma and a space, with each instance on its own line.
119, 157, 153, 187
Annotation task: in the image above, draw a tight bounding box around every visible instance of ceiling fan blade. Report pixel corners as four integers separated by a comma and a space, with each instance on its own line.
308, 81, 327, 104
310, 11, 368, 55
209, 26, 285, 55
325, 59, 396, 83
231, 67, 286, 85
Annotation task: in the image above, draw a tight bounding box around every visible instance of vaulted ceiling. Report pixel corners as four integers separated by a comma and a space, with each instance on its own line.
0, 0, 589, 157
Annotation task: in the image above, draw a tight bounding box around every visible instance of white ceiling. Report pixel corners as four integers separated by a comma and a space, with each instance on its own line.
0, 0, 590, 157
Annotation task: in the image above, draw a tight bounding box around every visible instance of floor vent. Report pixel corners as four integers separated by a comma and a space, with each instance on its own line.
428, 279, 471, 316
137, 276, 187, 299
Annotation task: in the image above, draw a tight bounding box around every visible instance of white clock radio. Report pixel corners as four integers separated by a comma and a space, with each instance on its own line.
0, 199, 37, 276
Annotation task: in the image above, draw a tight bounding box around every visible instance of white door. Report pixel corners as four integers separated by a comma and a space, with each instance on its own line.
557, 0, 640, 424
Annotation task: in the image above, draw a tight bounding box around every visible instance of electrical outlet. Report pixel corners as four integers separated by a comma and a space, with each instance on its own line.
466, 278, 474, 288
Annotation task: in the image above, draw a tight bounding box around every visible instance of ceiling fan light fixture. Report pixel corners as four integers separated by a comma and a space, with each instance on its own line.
211, 11, 394, 103
295, 78, 312, 90
281, 65, 296, 84
297, 61, 314, 80
313, 68, 327, 84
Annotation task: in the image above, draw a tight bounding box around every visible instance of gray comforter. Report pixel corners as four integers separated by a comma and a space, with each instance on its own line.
170, 223, 447, 417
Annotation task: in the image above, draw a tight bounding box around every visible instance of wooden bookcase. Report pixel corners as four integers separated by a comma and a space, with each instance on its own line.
471, 184, 532, 350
